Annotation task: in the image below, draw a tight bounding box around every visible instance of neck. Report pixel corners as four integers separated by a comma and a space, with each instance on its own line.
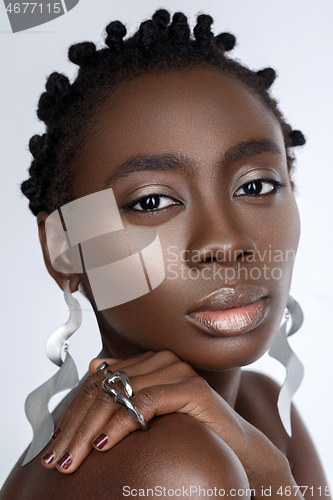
193, 366, 242, 408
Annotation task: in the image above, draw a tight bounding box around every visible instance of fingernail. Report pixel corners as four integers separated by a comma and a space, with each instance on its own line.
57, 452, 72, 470
51, 428, 61, 440
42, 451, 55, 465
93, 433, 108, 450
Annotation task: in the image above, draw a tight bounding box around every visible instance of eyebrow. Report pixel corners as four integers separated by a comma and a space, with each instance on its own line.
224, 138, 283, 165
106, 153, 191, 184
106, 139, 284, 185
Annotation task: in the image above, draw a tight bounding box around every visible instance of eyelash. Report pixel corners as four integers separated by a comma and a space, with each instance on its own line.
122, 178, 285, 213
122, 193, 181, 213
234, 177, 286, 198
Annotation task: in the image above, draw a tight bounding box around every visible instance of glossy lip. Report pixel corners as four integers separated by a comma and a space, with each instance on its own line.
185, 284, 270, 337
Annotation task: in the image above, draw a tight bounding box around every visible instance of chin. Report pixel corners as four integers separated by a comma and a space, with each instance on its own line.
150, 327, 274, 372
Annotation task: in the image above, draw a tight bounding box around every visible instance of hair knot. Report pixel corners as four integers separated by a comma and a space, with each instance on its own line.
105, 21, 127, 51
193, 14, 214, 48
168, 12, 190, 44
28, 159, 44, 178
256, 68, 276, 89
21, 177, 44, 201
139, 20, 157, 51
289, 130, 306, 147
214, 32, 236, 52
152, 9, 170, 29
29, 134, 52, 161
68, 42, 97, 66
37, 92, 55, 123
45, 72, 71, 97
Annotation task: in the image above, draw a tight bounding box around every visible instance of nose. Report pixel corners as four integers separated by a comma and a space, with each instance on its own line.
186, 204, 257, 268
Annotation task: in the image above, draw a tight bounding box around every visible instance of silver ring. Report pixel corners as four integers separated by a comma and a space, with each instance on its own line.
102, 370, 133, 399
101, 370, 148, 431
115, 393, 148, 431
96, 361, 108, 372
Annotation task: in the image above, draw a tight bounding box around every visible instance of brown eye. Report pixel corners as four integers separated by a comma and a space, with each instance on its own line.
235, 178, 283, 197
131, 194, 180, 211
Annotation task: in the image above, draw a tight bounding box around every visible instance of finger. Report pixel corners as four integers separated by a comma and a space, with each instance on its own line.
47, 369, 103, 446
66, 353, 191, 444
54, 387, 121, 473
91, 378, 207, 454
45, 352, 191, 471
89, 357, 121, 374
49, 351, 189, 451
45, 352, 159, 464
53, 352, 157, 444
51, 360, 193, 472
51, 359, 194, 472
121, 360, 197, 396
41, 376, 106, 469
89, 350, 156, 374
90, 382, 194, 452
93, 349, 182, 380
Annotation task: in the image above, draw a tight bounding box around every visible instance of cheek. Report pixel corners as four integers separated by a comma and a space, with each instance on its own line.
99, 283, 184, 351
248, 196, 300, 333
248, 195, 300, 264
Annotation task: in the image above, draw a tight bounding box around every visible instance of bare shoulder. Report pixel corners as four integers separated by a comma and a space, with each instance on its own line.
124, 413, 249, 489
237, 369, 330, 491
239, 368, 281, 395
1, 413, 250, 500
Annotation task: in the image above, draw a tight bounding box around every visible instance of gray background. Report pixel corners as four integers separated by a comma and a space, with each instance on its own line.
1, 0, 332, 489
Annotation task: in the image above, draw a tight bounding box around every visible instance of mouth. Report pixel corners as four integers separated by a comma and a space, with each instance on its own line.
185, 284, 270, 337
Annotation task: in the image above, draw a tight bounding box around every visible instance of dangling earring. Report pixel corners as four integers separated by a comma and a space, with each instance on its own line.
22, 280, 82, 465
268, 295, 304, 437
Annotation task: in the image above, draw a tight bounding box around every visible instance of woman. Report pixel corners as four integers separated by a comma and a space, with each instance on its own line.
1, 9, 330, 499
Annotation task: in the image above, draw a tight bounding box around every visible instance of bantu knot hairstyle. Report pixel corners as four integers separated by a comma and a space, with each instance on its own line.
193, 14, 214, 49
289, 130, 306, 147
152, 9, 170, 29
21, 9, 306, 216
105, 21, 127, 51
214, 32, 236, 52
256, 68, 277, 89
68, 42, 97, 66
168, 13, 191, 45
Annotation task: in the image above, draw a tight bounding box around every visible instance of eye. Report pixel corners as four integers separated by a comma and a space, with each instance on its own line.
234, 178, 284, 197
123, 194, 181, 212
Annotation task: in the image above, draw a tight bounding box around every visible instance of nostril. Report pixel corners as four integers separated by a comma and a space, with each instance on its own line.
237, 250, 255, 262
201, 254, 215, 263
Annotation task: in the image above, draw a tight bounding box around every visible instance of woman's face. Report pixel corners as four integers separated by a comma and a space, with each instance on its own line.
72, 66, 300, 371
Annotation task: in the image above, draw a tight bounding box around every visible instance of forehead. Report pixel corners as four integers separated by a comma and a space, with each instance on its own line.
75, 67, 285, 187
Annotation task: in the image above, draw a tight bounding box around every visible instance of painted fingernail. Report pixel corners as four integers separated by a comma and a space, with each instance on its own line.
93, 433, 108, 450
51, 428, 61, 440
42, 451, 55, 465
57, 452, 72, 470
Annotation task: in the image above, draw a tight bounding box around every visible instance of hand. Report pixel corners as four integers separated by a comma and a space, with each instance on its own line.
41, 349, 296, 494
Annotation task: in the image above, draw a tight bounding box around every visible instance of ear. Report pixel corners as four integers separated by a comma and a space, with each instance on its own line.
37, 211, 81, 294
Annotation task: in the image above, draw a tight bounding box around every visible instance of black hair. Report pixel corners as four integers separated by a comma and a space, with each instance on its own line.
21, 10, 305, 216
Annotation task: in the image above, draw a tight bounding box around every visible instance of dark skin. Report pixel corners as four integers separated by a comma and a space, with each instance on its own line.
1, 67, 330, 499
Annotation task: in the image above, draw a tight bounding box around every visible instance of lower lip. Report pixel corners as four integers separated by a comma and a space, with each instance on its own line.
186, 299, 269, 337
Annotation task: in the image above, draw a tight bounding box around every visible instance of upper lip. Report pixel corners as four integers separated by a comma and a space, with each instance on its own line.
187, 284, 270, 314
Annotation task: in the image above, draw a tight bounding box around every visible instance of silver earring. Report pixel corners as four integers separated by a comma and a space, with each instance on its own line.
268, 295, 304, 437
22, 280, 82, 465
